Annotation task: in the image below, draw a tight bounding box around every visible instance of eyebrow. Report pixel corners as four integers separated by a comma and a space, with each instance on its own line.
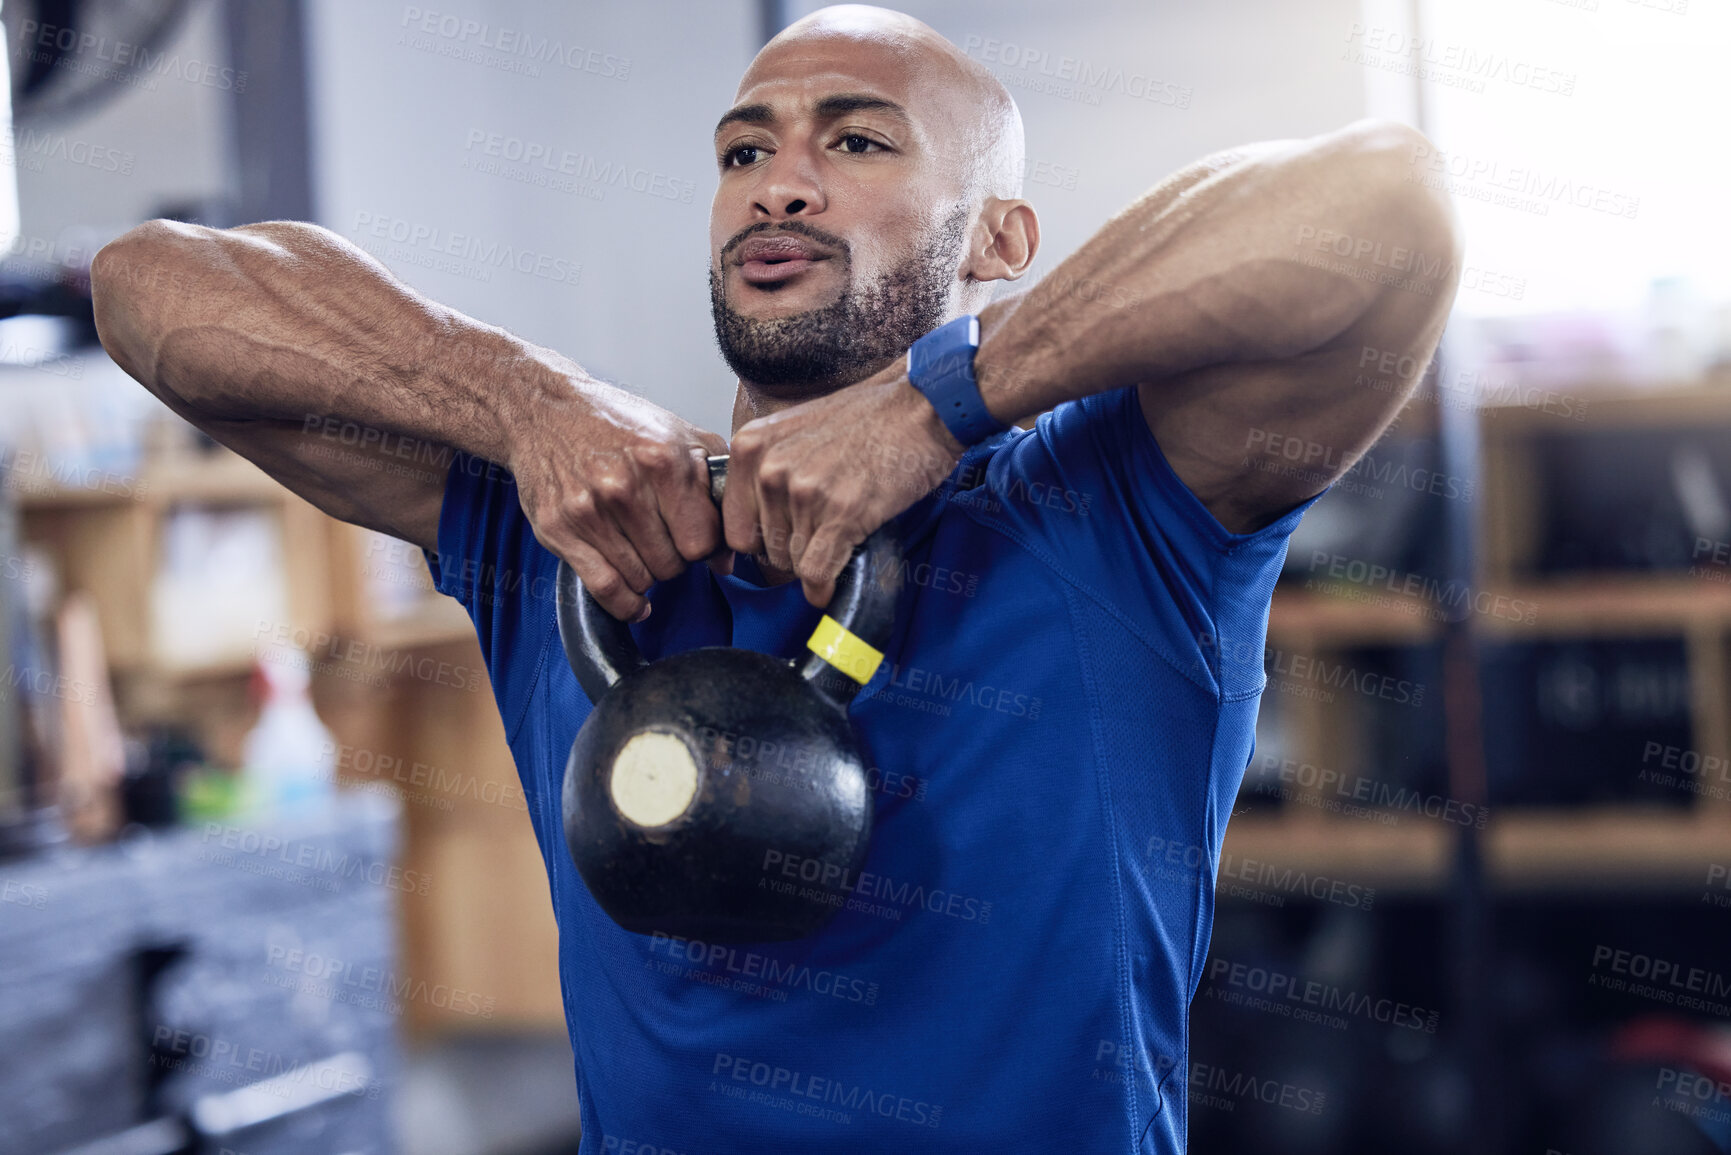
713, 93, 912, 139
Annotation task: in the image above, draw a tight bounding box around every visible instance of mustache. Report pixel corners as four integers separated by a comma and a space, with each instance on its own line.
718, 219, 852, 264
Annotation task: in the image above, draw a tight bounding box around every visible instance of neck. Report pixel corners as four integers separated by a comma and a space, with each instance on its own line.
729, 382, 799, 436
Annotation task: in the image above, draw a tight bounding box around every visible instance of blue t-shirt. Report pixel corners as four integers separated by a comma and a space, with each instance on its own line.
426, 384, 1320, 1154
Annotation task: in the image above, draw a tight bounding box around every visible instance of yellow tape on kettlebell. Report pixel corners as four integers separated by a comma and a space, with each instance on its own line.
806, 615, 883, 685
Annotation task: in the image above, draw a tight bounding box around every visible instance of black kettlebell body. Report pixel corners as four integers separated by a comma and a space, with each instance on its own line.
557, 456, 902, 943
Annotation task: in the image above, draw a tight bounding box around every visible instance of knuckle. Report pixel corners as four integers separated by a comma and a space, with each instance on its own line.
588, 469, 634, 506
646, 545, 685, 580
678, 522, 722, 561
561, 487, 598, 524
584, 569, 623, 599
786, 475, 824, 505
564, 484, 605, 529
731, 427, 766, 458
626, 440, 678, 475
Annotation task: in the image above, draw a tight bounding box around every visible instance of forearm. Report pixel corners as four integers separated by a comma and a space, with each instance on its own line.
91, 219, 587, 467
973, 120, 1453, 423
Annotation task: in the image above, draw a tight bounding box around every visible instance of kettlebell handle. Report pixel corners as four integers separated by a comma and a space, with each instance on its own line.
556, 455, 902, 711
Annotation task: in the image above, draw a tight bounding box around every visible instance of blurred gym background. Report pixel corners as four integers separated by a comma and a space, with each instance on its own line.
0, 0, 1726, 1152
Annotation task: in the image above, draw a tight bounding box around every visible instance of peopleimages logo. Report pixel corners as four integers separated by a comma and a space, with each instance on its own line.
761, 850, 993, 924
14, 18, 249, 92
462, 129, 695, 203
399, 7, 631, 79
960, 35, 1193, 108
647, 932, 879, 1005
1407, 142, 1640, 220
1250, 752, 1489, 829
711, 1053, 944, 1129
4, 128, 135, 175
265, 945, 496, 1018
350, 211, 583, 287
1204, 956, 1440, 1034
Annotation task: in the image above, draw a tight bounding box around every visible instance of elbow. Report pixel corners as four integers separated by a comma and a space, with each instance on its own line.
91, 219, 201, 378
1315, 120, 1464, 312
92, 218, 195, 306
1346, 119, 1463, 263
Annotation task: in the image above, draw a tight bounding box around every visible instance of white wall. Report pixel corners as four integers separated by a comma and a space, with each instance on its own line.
306, 0, 758, 436
8, 0, 234, 255
306, 0, 1366, 437
789, 0, 1369, 290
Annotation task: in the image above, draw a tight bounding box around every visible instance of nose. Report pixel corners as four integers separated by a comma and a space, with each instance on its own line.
752, 146, 826, 219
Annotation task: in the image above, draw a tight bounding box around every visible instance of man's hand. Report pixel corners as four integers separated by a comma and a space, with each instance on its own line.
90, 220, 735, 615
504, 372, 731, 622
723, 362, 965, 608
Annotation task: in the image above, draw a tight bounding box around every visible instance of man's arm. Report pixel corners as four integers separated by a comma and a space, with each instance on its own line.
723, 118, 1461, 606
976, 118, 1462, 533
91, 220, 730, 620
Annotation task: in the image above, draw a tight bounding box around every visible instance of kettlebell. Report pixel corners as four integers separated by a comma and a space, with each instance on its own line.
556, 455, 903, 943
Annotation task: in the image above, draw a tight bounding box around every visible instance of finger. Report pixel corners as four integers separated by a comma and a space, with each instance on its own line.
610, 494, 689, 584
783, 471, 824, 585
758, 468, 797, 574
654, 436, 723, 567
703, 541, 735, 577
796, 520, 861, 609
558, 532, 649, 622
668, 439, 723, 561
602, 459, 701, 585
722, 442, 765, 560
695, 429, 730, 459
547, 485, 657, 599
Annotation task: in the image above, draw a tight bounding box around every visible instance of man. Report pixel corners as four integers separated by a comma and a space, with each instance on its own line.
91, 5, 1459, 1151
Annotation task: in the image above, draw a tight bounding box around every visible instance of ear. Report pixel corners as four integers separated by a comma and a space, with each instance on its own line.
962, 198, 1039, 284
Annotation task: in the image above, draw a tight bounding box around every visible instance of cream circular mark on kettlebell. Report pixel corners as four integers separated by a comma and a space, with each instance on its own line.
608, 732, 699, 827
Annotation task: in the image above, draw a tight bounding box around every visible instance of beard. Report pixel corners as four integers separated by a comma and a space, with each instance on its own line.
709, 205, 970, 396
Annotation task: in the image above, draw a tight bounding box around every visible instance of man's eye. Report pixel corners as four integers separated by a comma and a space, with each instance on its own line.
837, 134, 882, 154
724, 145, 764, 167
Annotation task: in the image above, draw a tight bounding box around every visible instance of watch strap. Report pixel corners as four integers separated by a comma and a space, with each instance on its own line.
907, 315, 1006, 446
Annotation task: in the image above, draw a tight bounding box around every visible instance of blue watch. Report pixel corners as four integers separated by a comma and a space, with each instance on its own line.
907, 315, 1007, 446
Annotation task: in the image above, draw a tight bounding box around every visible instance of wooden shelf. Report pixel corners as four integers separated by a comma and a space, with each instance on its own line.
134, 654, 259, 682
359, 597, 475, 652
13, 449, 288, 510
1219, 808, 1730, 896
1477, 575, 1731, 638
1486, 808, 1731, 893
136, 452, 289, 505
1479, 374, 1731, 436
1272, 574, 1731, 647
1221, 813, 1453, 895
1269, 587, 1444, 647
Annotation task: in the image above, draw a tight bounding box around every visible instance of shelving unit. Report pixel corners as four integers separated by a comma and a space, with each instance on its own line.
1228, 374, 1731, 897
15, 438, 565, 1035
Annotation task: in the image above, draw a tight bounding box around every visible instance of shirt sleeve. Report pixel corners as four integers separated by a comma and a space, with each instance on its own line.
973, 385, 1326, 698
422, 452, 560, 741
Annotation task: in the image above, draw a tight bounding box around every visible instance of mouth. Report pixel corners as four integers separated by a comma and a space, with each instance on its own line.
739, 256, 828, 284
733, 234, 836, 286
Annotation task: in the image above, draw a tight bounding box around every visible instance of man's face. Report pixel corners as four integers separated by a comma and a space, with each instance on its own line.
709, 33, 974, 397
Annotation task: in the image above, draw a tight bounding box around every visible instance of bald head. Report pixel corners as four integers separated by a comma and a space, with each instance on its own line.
748, 4, 1024, 204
